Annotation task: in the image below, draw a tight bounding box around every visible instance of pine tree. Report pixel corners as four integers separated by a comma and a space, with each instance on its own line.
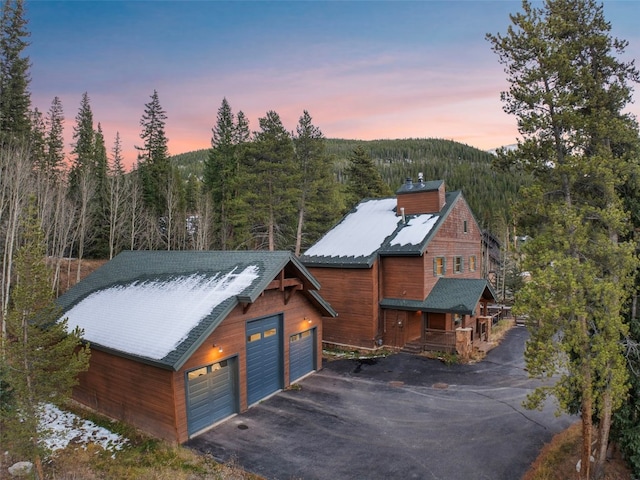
89, 123, 109, 257
293, 110, 342, 255
106, 131, 127, 258
136, 89, 170, 215
43, 96, 64, 178
0, 198, 90, 477
69, 92, 95, 196
487, 1, 640, 477
0, 0, 30, 142
344, 145, 392, 207
239, 110, 299, 250
204, 97, 237, 249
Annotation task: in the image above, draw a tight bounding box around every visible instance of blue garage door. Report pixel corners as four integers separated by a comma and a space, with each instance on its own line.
186, 358, 237, 436
289, 328, 316, 382
246, 315, 283, 406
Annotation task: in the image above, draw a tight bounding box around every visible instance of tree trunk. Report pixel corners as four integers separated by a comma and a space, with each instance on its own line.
580, 316, 593, 480
268, 206, 275, 252
594, 385, 613, 479
295, 206, 304, 257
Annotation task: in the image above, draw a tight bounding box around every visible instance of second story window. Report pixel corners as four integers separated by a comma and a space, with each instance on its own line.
454, 256, 463, 274
463, 220, 468, 233
469, 255, 476, 272
434, 256, 446, 276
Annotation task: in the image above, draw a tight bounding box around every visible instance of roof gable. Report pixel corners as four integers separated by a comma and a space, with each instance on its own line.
57, 251, 333, 370
301, 191, 464, 267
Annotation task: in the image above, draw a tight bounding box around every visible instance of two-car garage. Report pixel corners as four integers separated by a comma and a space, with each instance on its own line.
186, 314, 317, 437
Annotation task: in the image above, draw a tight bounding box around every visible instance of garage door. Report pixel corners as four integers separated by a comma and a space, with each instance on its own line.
186, 358, 237, 436
289, 328, 316, 382
246, 315, 283, 406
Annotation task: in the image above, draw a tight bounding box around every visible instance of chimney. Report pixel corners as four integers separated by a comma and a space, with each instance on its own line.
396, 177, 446, 215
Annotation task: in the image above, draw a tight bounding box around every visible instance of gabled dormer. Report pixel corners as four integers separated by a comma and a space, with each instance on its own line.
396, 175, 445, 215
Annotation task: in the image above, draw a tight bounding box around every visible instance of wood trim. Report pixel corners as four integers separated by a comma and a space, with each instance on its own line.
266, 278, 304, 290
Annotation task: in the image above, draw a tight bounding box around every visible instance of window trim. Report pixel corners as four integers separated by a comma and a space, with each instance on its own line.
433, 256, 446, 276
453, 256, 464, 274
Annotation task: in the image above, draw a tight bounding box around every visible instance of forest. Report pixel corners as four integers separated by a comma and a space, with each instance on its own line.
173, 137, 529, 238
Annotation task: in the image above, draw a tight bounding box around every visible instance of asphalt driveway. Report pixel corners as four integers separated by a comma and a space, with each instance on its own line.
187, 326, 574, 480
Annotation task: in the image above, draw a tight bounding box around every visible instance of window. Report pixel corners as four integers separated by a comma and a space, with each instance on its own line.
454, 256, 463, 274
264, 328, 277, 338
463, 220, 468, 233
434, 256, 446, 276
469, 255, 476, 272
247, 333, 261, 342
290, 330, 312, 343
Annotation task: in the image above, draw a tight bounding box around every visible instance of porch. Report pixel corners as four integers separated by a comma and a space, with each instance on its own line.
401, 317, 495, 355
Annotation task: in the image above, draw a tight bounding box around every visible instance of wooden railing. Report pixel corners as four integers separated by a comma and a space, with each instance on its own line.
423, 328, 456, 352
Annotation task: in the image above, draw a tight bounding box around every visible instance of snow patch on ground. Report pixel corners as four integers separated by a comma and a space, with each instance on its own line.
39, 404, 128, 456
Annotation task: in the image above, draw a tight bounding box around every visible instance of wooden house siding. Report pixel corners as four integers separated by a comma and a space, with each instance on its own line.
73, 286, 323, 444
73, 349, 179, 442
423, 198, 483, 291
173, 289, 322, 443
380, 256, 426, 300
396, 183, 445, 215
307, 264, 379, 348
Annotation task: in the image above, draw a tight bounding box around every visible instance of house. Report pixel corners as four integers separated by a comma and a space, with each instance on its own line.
56, 250, 335, 443
300, 177, 496, 354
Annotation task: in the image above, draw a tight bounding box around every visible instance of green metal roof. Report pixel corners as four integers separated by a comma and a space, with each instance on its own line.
57, 250, 335, 371
380, 278, 497, 315
395, 178, 443, 195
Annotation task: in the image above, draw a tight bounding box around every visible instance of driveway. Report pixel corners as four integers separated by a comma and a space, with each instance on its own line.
187, 326, 574, 480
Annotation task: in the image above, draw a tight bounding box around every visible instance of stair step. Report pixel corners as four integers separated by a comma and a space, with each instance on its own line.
401, 343, 424, 354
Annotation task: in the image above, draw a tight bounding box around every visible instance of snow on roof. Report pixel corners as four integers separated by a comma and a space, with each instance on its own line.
62, 265, 259, 360
304, 198, 399, 258
390, 214, 438, 247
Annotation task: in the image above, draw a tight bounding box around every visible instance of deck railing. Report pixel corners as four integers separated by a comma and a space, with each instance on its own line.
423, 328, 456, 352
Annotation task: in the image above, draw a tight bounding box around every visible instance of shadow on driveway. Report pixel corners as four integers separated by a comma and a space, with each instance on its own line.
187, 326, 574, 480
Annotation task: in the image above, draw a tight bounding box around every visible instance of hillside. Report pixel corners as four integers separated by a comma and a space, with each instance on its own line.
171, 138, 530, 233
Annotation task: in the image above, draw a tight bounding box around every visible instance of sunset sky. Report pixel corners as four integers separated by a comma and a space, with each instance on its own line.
26, 0, 640, 169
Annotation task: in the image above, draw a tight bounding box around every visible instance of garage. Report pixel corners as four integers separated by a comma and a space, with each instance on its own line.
186, 358, 238, 436
246, 315, 283, 406
289, 328, 316, 382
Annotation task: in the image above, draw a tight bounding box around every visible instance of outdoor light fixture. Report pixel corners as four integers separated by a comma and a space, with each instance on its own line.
306, 317, 312, 324
213, 344, 223, 353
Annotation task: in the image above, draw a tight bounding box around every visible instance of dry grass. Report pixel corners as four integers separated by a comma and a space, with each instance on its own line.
49, 257, 107, 295
46, 444, 258, 480
39, 404, 262, 480
523, 422, 632, 480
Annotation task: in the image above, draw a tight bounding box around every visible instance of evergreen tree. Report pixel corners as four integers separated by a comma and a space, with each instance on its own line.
69, 92, 95, 196
487, 1, 640, 477
204, 97, 237, 249
136, 89, 170, 215
106, 131, 127, 259
0, 0, 30, 142
235, 110, 250, 144
344, 145, 392, 207
28, 106, 44, 161
238, 110, 298, 250
0, 199, 90, 478
43, 96, 64, 178
89, 123, 109, 257
293, 110, 342, 255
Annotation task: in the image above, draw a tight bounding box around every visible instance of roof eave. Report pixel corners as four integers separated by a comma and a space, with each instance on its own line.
170, 298, 239, 371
